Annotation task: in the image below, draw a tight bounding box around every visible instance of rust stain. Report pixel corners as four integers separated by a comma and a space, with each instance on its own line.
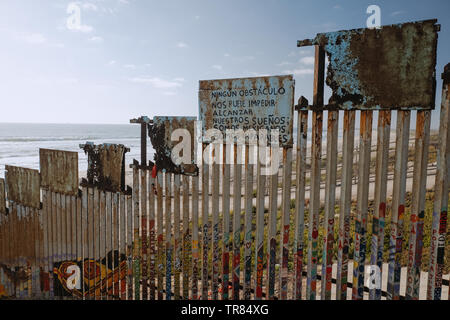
5, 165, 40, 209
80, 143, 128, 192
299, 19, 439, 110
39, 149, 78, 196
148, 116, 198, 176
0, 179, 6, 214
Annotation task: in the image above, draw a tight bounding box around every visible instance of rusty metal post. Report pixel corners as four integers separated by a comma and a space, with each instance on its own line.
174, 174, 182, 300
280, 147, 293, 300
119, 193, 127, 300
306, 44, 325, 300
321, 110, 339, 300
387, 110, 411, 300
222, 144, 231, 300
192, 173, 200, 299
266, 146, 278, 300
244, 145, 254, 300
352, 110, 373, 300
369, 110, 391, 300
148, 170, 156, 300
156, 171, 164, 300
406, 110, 431, 300
81, 187, 88, 299
293, 108, 308, 300
211, 144, 220, 300
201, 143, 210, 300
126, 190, 133, 300
99, 191, 106, 300
141, 123, 147, 166
336, 110, 355, 300
132, 165, 141, 300
427, 64, 450, 300
165, 172, 173, 300
232, 143, 242, 300
182, 175, 191, 300
255, 144, 267, 300
141, 169, 148, 300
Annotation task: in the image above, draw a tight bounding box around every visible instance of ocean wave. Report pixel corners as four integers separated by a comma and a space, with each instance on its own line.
0, 136, 139, 142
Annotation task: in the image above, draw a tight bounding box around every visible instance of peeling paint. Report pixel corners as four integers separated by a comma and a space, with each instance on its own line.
148, 116, 198, 176
298, 19, 439, 110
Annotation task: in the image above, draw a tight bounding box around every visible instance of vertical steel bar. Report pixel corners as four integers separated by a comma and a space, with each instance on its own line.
192, 174, 200, 299
211, 145, 220, 300
406, 110, 430, 300
156, 171, 164, 300
141, 168, 148, 300
306, 110, 323, 300
126, 192, 133, 300
306, 44, 325, 300
267, 147, 278, 300
148, 170, 156, 300
132, 165, 141, 300
182, 174, 191, 300
352, 110, 373, 300
174, 174, 182, 300
244, 144, 254, 299
120, 193, 127, 300
427, 65, 449, 300
293, 110, 308, 300
369, 110, 391, 300
321, 110, 339, 300
387, 110, 411, 300
336, 110, 355, 300
99, 191, 106, 300
232, 143, 242, 300
81, 187, 89, 300
280, 148, 293, 300
201, 143, 210, 300
222, 144, 231, 300
255, 145, 266, 300
112, 192, 119, 299
165, 172, 173, 300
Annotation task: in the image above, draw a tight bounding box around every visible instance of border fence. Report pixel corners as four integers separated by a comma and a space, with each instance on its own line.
0, 19, 449, 300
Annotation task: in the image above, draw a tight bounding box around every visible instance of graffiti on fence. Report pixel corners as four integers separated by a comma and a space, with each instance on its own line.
53, 250, 127, 298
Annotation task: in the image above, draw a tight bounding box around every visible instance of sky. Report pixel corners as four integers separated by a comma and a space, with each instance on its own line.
0, 0, 448, 126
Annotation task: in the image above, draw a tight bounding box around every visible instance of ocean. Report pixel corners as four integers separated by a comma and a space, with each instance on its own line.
0, 123, 144, 178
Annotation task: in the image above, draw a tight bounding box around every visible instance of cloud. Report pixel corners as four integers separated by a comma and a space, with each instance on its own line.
299, 56, 315, 65
177, 42, 188, 48
18, 33, 47, 45
118, 0, 130, 4
173, 77, 185, 82
89, 36, 103, 43
391, 10, 405, 16
124, 64, 136, 69
128, 77, 183, 89
277, 61, 291, 66
195, 15, 200, 20
283, 68, 314, 75
163, 91, 177, 96
212, 65, 223, 70
81, 2, 98, 11
108, 60, 116, 66
224, 53, 230, 57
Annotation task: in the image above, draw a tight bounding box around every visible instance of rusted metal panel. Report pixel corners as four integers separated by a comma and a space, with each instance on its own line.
0, 178, 6, 214
298, 20, 439, 110
199, 75, 295, 146
39, 149, 79, 196
5, 165, 40, 209
148, 116, 198, 176
80, 143, 129, 192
